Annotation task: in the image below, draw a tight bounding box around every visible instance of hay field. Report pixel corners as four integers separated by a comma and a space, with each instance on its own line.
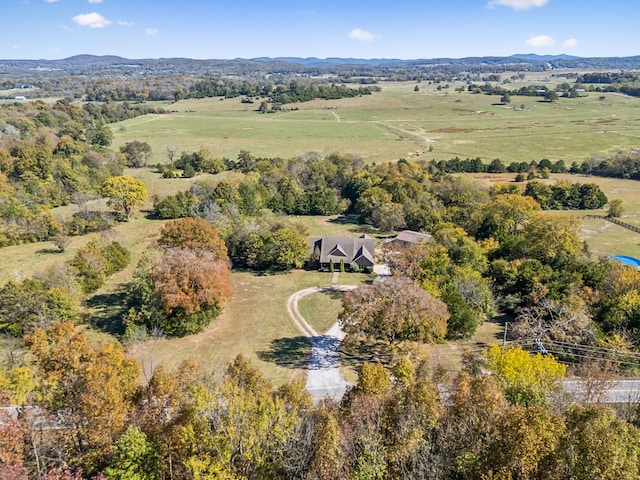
111, 82, 640, 165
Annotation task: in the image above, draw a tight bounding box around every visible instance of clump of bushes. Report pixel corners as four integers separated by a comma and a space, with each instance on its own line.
71, 238, 130, 293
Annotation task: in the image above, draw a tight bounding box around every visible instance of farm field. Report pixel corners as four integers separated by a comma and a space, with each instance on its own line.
111, 81, 640, 165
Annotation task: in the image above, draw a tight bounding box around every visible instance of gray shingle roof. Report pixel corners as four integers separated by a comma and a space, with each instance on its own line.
311, 236, 376, 266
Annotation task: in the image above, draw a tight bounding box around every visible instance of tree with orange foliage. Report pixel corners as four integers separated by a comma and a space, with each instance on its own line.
158, 217, 228, 260
0, 412, 28, 480
25, 322, 140, 473
151, 247, 231, 336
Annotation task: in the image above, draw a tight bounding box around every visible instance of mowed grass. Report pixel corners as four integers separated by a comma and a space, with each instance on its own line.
127, 270, 371, 385
298, 289, 345, 334
112, 82, 640, 166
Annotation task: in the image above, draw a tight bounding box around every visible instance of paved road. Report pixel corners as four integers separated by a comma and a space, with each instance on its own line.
563, 379, 640, 404
286, 284, 640, 404
286, 285, 357, 402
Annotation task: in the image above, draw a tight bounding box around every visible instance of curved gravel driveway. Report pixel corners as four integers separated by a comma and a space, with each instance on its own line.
286, 285, 357, 401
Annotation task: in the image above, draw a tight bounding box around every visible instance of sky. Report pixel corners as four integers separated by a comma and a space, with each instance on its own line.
2, 0, 639, 60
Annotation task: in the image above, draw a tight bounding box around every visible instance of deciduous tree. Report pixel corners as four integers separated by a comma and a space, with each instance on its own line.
152, 247, 230, 316
120, 140, 152, 168
26, 322, 140, 469
158, 217, 228, 260
484, 344, 566, 406
101, 175, 147, 221
340, 276, 448, 345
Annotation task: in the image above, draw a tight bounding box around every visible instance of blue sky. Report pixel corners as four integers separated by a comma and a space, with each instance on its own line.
2, 0, 639, 60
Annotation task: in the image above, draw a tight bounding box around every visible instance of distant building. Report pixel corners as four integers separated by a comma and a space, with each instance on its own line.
310, 235, 376, 271
14, 96, 26, 101
392, 230, 432, 248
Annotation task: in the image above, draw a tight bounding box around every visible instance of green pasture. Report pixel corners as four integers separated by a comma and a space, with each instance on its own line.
112, 82, 640, 165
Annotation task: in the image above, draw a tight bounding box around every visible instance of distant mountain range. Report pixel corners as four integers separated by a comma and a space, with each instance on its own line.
1, 53, 639, 77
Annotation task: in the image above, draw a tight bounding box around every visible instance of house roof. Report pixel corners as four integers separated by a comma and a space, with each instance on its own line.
311, 236, 376, 266
394, 230, 432, 245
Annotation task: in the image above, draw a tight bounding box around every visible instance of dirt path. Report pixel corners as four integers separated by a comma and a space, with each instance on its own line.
286, 285, 357, 401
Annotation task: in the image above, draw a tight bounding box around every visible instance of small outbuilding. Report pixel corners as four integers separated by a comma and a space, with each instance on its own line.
392, 230, 432, 248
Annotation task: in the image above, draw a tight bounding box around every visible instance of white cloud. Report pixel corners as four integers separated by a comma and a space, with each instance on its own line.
88, 0, 103, 3
348, 28, 380, 42
145, 28, 159, 36
72, 12, 112, 28
44, 0, 60, 3
526, 35, 556, 47
562, 38, 579, 48
487, 0, 550, 10
117, 19, 135, 27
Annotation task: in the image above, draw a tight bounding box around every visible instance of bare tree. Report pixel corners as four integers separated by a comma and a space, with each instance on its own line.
166, 144, 178, 168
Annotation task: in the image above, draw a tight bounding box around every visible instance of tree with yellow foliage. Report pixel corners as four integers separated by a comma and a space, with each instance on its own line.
101, 175, 147, 221
484, 344, 566, 406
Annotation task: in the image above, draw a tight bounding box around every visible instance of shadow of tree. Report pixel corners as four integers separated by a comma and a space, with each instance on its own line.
258, 336, 312, 369
340, 338, 395, 369
36, 248, 63, 254
327, 214, 360, 225
316, 289, 344, 301
326, 215, 393, 239
85, 290, 128, 336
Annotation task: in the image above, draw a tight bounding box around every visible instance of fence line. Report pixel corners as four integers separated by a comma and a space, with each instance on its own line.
583, 215, 640, 234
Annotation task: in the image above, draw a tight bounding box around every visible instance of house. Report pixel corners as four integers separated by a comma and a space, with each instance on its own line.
310, 235, 376, 272
14, 96, 26, 101
392, 230, 432, 248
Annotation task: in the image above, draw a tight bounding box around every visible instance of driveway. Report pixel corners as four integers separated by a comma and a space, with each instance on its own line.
286, 285, 357, 401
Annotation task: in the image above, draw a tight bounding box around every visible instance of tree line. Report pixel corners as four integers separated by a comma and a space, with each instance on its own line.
3, 334, 640, 479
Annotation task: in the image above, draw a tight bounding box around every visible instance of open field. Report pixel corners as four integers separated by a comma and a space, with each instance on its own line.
112, 82, 640, 165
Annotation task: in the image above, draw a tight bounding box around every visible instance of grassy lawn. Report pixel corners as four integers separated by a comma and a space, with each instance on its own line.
111, 83, 640, 166
127, 269, 370, 385
299, 289, 345, 335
